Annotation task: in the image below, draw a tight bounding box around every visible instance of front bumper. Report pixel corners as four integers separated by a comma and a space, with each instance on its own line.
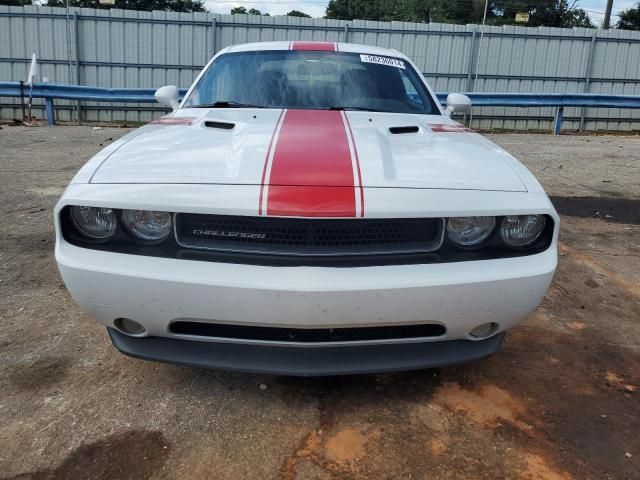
55, 175, 558, 375
108, 327, 505, 376
57, 239, 556, 339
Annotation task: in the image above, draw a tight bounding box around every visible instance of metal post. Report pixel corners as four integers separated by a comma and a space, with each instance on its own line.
19, 80, 26, 121
580, 31, 597, 132
212, 18, 217, 56
554, 106, 564, 135
45, 98, 55, 126
464, 29, 478, 127
64, 0, 73, 89
74, 12, 81, 124
603, 0, 614, 29
466, 29, 478, 92
473, 0, 489, 92
344, 23, 349, 43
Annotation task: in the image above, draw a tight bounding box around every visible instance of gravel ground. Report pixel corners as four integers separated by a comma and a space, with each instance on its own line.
0, 126, 639, 480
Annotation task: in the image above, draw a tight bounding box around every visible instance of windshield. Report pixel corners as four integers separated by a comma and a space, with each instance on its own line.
183, 50, 440, 114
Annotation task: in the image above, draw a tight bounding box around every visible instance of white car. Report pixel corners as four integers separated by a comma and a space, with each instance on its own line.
55, 41, 558, 375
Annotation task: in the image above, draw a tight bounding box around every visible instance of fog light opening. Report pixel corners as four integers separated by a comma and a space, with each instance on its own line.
469, 322, 499, 340
114, 318, 146, 336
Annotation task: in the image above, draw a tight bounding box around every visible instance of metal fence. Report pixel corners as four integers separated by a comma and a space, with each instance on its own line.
1, 5, 640, 131
4, 82, 640, 135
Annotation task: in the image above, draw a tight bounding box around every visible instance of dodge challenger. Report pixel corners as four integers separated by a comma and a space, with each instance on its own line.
55, 41, 558, 375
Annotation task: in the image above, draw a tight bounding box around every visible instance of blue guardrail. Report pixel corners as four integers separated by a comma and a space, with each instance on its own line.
2, 82, 640, 134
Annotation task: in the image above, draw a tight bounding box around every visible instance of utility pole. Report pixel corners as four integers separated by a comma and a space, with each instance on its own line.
603, 0, 614, 29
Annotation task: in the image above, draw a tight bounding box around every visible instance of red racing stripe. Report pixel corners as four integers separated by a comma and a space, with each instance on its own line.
265, 110, 357, 217
290, 41, 337, 51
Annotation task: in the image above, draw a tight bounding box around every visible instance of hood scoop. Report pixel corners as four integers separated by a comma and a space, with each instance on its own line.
389, 126, 419, 134
205, 120, 235, 130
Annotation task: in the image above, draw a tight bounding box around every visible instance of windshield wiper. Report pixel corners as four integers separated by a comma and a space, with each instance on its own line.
190, 101, 266, 109
327, 106, 382, 112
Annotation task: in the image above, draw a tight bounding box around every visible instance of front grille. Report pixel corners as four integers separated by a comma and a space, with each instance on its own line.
174, 214, 444, 256
169, 321, 446, 343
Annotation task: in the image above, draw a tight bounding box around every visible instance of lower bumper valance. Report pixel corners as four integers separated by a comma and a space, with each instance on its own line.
108, 328, 505, 376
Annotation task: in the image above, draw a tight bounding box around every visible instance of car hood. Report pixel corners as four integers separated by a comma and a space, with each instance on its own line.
90, 109, 526, 192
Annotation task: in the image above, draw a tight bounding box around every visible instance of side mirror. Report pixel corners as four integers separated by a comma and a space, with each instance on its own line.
154, 85, 180, 110
445, 93, 472, 116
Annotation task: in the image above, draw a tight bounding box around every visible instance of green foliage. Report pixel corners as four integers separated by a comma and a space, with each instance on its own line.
231, 6, 269, 16
325, 0, 593, 28
488, 0, 593, 27
324, 0, 490, 23
0, 0, 33, 5
431, 0, 486, 24
287, 9, 311, 17
45, 0, 205, 12
325, 0, 403, 21
617, 1, 640, 30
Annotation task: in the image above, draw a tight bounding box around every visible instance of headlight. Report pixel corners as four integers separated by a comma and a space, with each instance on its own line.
70, 206, 117, 240
446, 216, 496, 247
122, 209, 172, 241
500, 215, 547, 247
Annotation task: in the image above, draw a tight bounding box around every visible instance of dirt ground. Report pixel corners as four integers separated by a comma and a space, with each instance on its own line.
0, 126, 639, 480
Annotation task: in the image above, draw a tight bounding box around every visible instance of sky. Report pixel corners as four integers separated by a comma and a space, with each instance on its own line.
580, 0, 637, 25
205, 0, 329, 17
204, 0, 638, 26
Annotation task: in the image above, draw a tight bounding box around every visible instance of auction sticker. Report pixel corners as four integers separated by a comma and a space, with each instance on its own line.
360, 54, 405, 69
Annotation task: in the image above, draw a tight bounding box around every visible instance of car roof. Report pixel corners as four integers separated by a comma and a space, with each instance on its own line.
225, 41, 407, 60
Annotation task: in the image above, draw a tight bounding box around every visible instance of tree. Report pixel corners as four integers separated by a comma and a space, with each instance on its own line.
432, 0, 486, 24
231, 6, 269, 16
0, 0, 33, 5
617, 1, 640, 30
488, 0, 593, 27
325, 0, 488, 23
325, 0, 593, 28
287, 9, 311, 17
45, 0, 205, 12
325, 0, 403, 21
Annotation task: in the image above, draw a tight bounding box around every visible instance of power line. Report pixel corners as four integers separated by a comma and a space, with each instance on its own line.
583, 9, 620, 18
